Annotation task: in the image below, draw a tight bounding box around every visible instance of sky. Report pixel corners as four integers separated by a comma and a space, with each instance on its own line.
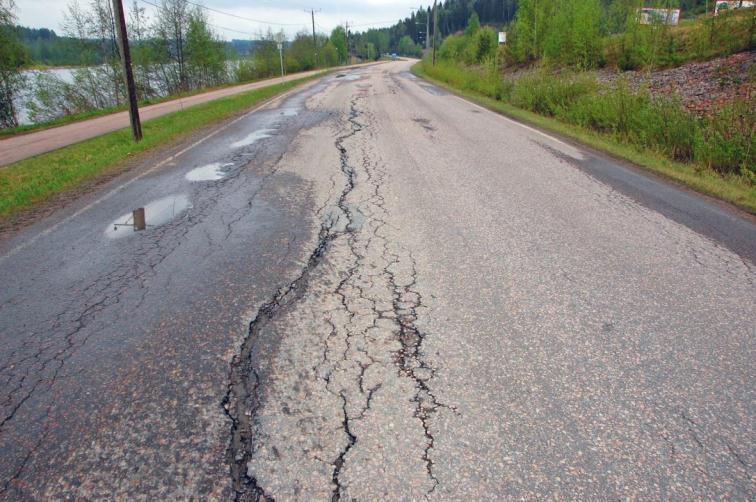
14, 0, 428, 39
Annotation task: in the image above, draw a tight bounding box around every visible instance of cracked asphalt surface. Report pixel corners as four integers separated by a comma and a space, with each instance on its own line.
1, 60, 754, 499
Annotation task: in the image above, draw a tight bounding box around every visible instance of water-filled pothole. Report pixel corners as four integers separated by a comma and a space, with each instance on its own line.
105, 194, 191, 239
186, 162, 233, 182
231, 128, 276, 148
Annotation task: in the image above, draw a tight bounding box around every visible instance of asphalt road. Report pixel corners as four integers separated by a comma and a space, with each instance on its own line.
0, 60, 753, 499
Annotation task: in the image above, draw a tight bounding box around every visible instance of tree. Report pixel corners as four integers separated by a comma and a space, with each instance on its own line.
465, 12, 481, 36
0, 0, 27, 127
185, 9, 226, 87
128, 0, 156, 96
155, 0, 190, 92
286, 31, 316, 71
542, 0, 603, 68
330, 26, 347, 64
398, 35, 421, 57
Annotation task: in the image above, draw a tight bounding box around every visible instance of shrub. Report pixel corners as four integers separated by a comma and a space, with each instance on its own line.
438, 34, 469, 61
474, 27, 498, 63
510, 70, 597, 116
695, 100, 756, 177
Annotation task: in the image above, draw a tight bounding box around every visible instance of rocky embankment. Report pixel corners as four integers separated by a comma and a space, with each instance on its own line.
597, 50, 754, 116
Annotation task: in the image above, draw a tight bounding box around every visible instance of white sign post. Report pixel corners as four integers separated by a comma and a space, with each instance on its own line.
277, 42, 284, 78
498, 32, 507, 44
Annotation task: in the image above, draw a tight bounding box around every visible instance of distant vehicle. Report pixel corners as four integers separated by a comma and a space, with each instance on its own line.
391, 53, 398, 60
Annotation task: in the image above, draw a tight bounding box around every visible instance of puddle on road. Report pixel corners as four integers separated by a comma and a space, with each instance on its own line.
105, 194, 191, 239
336, 73, 361, 81
231, 128, 276, 148
279, 108, 299, 116
185, 162, 233, 182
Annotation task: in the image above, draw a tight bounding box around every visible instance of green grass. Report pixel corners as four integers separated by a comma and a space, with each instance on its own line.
412, 61, 756, 213
0, 73, 324, 219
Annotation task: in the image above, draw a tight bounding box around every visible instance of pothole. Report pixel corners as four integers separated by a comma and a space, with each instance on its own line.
105, 194, 191, 239
231, 128, 276, 149
185, 162, 233, 182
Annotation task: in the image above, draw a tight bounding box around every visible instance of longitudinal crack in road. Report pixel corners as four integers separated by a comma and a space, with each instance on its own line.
225, 84, 455, 499
224, 96, 364, 501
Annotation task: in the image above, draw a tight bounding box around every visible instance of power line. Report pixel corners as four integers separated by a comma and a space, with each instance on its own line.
136, 0, 259, 37
138, 0, 304, 27
183, 0, 304, 26
348, 20, 398, 28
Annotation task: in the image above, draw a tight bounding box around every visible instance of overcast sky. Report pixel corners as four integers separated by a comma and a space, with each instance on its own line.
14, 0, 428, 39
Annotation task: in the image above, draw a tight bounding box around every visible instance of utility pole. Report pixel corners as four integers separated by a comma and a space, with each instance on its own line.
432, 0, 438, 66
345, 21, 350, 64
306, 9, 321, 64
426, 6, 430, 51
112, 0, 142, 142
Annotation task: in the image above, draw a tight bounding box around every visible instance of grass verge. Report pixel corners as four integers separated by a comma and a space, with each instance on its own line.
0, 73, 324, 220
412, 62, 756, 214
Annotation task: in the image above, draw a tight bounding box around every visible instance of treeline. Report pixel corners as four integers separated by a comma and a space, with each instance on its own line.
15, 27, 82, 66
364, 0, 719, 58
15, 26, 262, 67
506, 0, 755, 69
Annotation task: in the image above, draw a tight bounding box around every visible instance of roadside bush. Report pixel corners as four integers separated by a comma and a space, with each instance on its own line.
473, 27, 498, 64
510, 71, 597, 116
439, 24, 497, 66
695, 100, 756, 177
439, 34, 468, 61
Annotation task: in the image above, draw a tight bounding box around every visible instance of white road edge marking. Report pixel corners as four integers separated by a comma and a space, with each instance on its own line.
0, 84, 308, 263
450, 95, 584, 158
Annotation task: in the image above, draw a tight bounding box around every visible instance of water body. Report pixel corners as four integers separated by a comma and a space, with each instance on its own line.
16, 67, 76, 125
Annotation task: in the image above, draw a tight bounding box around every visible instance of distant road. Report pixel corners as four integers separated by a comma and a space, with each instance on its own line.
0, 62, 382, 166
0, 60, 753, 499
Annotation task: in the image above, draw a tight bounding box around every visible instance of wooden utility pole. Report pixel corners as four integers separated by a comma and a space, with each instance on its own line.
426, 6, 430, 50
112, 0, 142, 142
432, 0, 438, 66
345, 21, 349, 64
307, 9, 320, 64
